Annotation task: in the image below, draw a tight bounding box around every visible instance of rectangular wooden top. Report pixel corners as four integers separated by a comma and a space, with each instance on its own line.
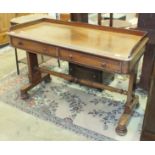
8, 18, 148, 61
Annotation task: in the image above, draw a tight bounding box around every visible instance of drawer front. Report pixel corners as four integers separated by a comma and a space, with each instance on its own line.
59, 48, 121, 73
11, 37, 57, 57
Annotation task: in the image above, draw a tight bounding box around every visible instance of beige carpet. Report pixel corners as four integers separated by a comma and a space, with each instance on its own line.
0, 46, 88, 140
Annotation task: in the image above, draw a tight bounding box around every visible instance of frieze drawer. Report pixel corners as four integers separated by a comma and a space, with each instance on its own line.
59, 48, 121, 73
11, 37, 57, 57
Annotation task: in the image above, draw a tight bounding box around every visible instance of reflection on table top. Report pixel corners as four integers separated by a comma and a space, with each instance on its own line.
9, 20, 146, 61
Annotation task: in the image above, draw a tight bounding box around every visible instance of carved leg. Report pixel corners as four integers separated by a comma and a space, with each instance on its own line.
116, 64, 139, 136
20, 52, 50, 99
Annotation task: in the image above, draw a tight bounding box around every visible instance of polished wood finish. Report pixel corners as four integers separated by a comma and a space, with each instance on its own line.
37, 66, 128, 95
26, 52, 41, 83
9, 20, 147, 61
10, 14, 51, 75
70, 13, 108, 85
116, 63, 139, 135
8, 18, 148, 135
10, 14, 50, 25
0, 13, 16, 46
0, 13, 30, 46
0, 32, 8, 46
141, 62, 155, 140
59, 48, 122, 73
20, 51, 50, 99
11, 37, 57, 57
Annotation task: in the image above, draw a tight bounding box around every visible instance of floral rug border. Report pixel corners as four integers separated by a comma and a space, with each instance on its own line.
0, 70, 114, 141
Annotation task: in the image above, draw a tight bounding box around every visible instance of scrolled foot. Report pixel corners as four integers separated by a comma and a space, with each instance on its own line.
115, 125, 127, 136
44, 75, 52, 83
20, 92, 29, 100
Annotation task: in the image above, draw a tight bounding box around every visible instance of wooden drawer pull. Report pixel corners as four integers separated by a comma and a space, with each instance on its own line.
43, 47, 47, 51
18, 41, 23, 46
69, 54, 73, 59
101, 62, 107, 68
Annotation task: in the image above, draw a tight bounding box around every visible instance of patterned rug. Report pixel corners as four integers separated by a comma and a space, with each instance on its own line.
0, 59, 147, 141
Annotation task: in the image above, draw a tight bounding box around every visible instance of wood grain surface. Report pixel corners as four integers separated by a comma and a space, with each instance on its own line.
9, 21, 146, 61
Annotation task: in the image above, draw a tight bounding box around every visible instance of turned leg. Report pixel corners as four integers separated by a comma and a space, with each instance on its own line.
116, 63, 139, 136
20, 51, 50, 99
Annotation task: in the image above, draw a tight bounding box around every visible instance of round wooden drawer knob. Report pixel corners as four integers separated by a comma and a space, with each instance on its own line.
18, 42, 23, 46
101, 63, 107, 68
69, 54, 73, 59
43, 47, 47, 51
